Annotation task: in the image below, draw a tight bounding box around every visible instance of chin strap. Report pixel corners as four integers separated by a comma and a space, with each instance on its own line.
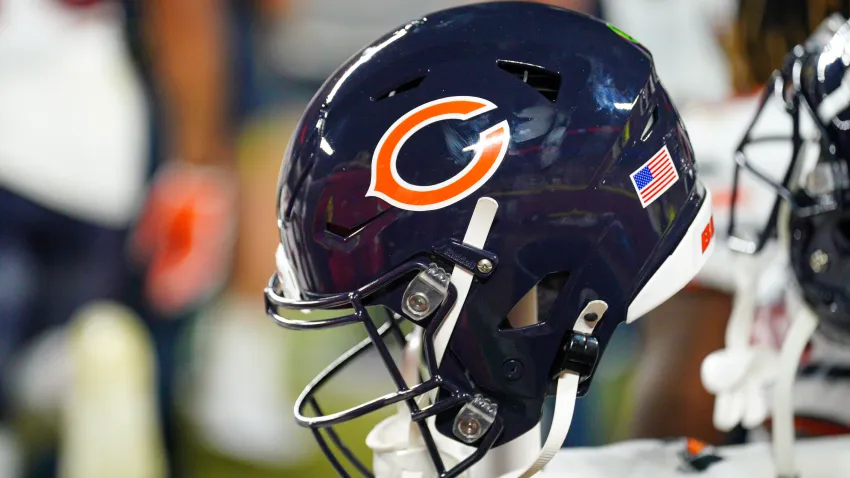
503, 300, 607, 478
433, 197, 499, 366
511, 373, 578, 478
700, 250, 819, 478
370, 197, 502, 478
772, 287, 818, 478
373, 198, 604, 478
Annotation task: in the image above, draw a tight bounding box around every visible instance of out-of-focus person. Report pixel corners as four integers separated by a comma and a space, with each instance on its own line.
0, 0, 235, 476
625, 0, 850, 444
0, 4, 148, 476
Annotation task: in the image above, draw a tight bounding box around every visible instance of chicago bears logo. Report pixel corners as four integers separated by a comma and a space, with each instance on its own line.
366, 96, 510, 211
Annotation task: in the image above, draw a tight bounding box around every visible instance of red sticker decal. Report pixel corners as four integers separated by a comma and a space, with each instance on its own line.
701, 216, 715, 253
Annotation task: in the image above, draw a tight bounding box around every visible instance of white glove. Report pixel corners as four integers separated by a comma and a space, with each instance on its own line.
701, 346, 779, 431
701, 249, 780, 432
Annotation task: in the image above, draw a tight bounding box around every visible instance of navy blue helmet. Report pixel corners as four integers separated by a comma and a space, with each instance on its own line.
729, 14, 850, 343
265, 2, 714, 476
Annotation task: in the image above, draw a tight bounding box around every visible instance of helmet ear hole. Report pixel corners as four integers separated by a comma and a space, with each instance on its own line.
500, 271, 570, 330
506, 287, 539, 329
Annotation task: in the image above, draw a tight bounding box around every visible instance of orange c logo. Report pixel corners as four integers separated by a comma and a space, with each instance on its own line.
366, 96, 510, 211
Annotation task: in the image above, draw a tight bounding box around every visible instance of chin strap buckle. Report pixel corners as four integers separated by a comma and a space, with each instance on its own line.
552, 305, 604, 384
555, 332, 600, 383
510, 300, 608, 478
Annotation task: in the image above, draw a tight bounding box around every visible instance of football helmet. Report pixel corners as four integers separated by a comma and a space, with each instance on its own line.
708, 13, 850, 478
728, 13, 850, 343
265, 2, 715, 476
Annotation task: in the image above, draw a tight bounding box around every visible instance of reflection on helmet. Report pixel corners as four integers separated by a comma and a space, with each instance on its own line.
264, 2, 714, 476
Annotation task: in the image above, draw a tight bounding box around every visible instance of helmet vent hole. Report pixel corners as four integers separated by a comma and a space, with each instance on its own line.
499, 270, 570, 330
325, 207, 393, 240
640, 104, 658, 141
373, 76, 426, 101
496, 60, 561, 102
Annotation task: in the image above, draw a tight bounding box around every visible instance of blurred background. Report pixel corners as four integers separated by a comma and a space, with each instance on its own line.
0, 0, 838, 477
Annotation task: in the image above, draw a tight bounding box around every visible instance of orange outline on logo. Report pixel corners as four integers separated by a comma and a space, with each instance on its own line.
366, 96, 510, 211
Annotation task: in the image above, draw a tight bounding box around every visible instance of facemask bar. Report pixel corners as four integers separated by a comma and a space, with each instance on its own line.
728, 66, 841, 255
264, 258, 504, 478
306, 317, 407, 478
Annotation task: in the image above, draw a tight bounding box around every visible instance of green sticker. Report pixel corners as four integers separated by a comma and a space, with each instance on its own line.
607, 23, 641, 45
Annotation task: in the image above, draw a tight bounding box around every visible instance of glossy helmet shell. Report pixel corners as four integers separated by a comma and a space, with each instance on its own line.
275, 2, 709, 446
789, 17, 850, 343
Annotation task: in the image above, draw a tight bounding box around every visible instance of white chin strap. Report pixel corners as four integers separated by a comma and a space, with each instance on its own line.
505, 301, 606, 478
772, 286, 818, 478
432, 197, 500, 365
700, 256, 819, 478
702, 190, 823, 478
369, 197, 600, 478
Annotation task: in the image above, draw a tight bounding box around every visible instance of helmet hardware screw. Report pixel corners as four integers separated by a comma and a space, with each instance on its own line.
452, 395, 497, 444
457, 417, 481, 440
407, 292, 430, 314
810, 250, 829, 273
584, 312, 599, 323
502, 359, 524, 381
477, 259, 493, 274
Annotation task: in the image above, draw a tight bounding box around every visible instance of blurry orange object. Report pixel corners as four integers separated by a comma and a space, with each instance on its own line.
685, 437, 708, 456
712, 187, 749, 209
131, 162, 238, 317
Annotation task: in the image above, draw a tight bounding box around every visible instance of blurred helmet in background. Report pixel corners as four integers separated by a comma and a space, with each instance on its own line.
729, 12, 850, 343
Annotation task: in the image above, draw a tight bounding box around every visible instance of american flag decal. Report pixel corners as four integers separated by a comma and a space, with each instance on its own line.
630, 145, 679, 207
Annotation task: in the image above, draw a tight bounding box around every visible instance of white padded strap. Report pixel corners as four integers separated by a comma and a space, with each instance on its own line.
379, 198, 601, 477
514, 374, 579, 478
725, 255, 762, 349
369, 198, 499, 478
502, 300, 607, 478
772, 288, 818, 478
433, 197, 498, 366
